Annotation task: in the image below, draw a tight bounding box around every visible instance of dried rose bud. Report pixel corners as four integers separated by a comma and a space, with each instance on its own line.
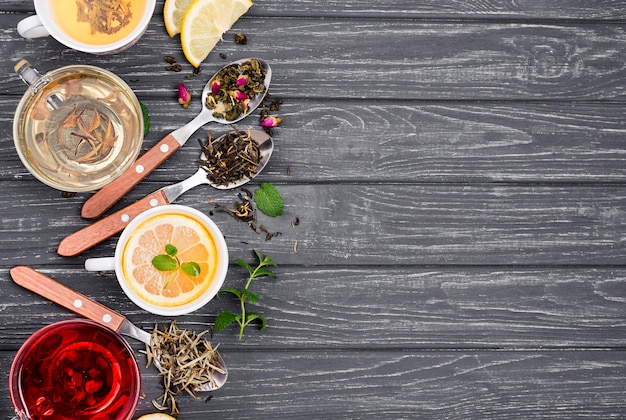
211, 80, 221, 95
236, 75, 248, 86
233, 90, 249, 102
177, 83, 191, 108
261, 115, 282, 128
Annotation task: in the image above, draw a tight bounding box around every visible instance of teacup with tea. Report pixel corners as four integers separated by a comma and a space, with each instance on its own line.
17, 0, 156, 54
9, 319, 141, 420
85, 205, 229, 316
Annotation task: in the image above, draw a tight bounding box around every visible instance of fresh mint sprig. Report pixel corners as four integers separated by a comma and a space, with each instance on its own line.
215, 250, 277, 339
152, 244, 201, 289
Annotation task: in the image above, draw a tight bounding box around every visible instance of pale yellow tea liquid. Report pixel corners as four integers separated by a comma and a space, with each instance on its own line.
50, 0, 147, 46
20, 70, 141, 190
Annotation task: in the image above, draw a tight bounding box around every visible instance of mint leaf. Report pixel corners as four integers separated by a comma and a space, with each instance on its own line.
181, 261, 201, 277
165, 244, 177, 256
215, 311, 239, 331
241, 289, 260, 304
216, 250, 277, 339
253, 267, 277, 278
245, 313, 267, 331
219, 288, 244, 300
152, 254, 178, 271
235, 258, 253, 274
140, 101, 150, 136
254, 183, 284, 217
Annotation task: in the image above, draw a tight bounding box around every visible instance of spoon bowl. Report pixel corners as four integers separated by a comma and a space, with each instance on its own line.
58, 130, 273, 257
199, 57, 272, 125
81, 58, 272, 219
207, 129, 274, 190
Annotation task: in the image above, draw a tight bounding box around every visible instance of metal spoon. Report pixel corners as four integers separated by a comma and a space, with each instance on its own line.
9, 266, 228, 391
58, 129, 273, 257
81, 57, 272, 219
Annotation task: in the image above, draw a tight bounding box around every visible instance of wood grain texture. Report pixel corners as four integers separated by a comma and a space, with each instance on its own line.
3, 16, 626, 100
0, 349, 625, 418
1, 266, 625, 349
1, 0, 625, 418
3, 0, 626, 19
1, 182, 625, 266
4, 100, 626, 183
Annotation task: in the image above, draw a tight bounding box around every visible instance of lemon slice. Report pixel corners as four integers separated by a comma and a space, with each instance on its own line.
137, 414, 176, 420
121, 213, 218, 308
163, 0, 195, 37
181, 0, 253, 67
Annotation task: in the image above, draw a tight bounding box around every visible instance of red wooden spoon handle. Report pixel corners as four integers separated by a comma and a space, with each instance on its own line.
58, 190, 170, 257
10, 266, 126, 332
81, 134, 180, 219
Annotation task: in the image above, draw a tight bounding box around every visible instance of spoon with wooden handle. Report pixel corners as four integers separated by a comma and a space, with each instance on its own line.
58, 130, 272, 257
80, 58, 271, 219
9, 266, 228, 391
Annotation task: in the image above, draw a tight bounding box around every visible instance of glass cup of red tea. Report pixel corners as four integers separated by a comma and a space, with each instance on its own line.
9, 319, 141, 420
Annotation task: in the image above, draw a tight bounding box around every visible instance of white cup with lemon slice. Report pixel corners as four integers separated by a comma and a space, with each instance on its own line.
85, 205, 228, 316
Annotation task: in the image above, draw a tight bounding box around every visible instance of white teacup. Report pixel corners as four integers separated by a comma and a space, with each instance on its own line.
85, 205, 229, 316
18, 0, 156, 54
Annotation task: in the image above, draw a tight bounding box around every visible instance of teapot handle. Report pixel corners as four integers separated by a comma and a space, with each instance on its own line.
17, 15, 50, 39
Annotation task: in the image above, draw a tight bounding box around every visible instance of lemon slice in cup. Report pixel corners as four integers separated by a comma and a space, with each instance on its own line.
180, 0, 253, 67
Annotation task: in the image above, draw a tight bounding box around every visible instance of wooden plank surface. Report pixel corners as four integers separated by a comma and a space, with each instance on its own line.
1, 0, 625, 418
3, 16, 626, 100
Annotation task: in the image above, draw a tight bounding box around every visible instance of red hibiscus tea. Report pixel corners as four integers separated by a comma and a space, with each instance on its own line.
9, 319, 140, 420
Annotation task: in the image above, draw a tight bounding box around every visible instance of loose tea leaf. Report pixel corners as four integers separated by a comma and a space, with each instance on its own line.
200, 129, 261, 187
234, 32, 248, 44
207, 190, 282, 240
76, 0, 133, 35
143, 322, 224, 414
57, 104, 118, 163
254, 183, 284, 217
205, 58, 267, 121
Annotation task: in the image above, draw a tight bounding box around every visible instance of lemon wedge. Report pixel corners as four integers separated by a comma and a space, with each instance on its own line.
163, 0, 196, 37
137, 414, 176, 420
180, 0, 253, 67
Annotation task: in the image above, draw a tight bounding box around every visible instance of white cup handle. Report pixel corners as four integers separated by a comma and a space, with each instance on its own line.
17, 15, 50, 39
85, 257, 116, 272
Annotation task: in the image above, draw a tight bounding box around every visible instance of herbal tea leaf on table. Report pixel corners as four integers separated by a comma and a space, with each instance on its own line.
216, 250, 276, 339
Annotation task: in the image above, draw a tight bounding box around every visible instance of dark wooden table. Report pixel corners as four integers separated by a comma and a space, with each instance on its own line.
1, 1, 626, 418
